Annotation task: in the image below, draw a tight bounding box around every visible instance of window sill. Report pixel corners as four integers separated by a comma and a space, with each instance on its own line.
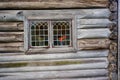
26, 47, 76, 54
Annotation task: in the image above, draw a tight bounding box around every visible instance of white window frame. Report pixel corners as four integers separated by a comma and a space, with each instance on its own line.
23, 10, 77, 53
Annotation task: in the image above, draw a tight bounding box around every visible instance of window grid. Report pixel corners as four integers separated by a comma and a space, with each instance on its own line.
30, 21, 49, 47
29, 20, 71, 47
52, 21, 71, 47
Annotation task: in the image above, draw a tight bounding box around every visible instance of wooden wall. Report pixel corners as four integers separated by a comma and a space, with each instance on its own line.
0, 0, 108, 9
0, 0, 118, 80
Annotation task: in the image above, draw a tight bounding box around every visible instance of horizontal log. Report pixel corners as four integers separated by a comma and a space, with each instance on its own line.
0, 22, 23, 31
0, 69, 108, 80
78, 39, 111, 50
0, 52, 24, 56
0, 58, 108, 68
77, 28, 111, 39
78, 19, 112, 25
0, 11, 23, 21
0, 42, 23, 47
0, 50, 109, 62
0, 62, 108, 72
0, 9, 110, 21
0, 0, 108, 9
0, 47, 24, 52
77, 24, 109, 29
24, 9, 110, 19
0, 32, 23, 42
0, 77, 109, 80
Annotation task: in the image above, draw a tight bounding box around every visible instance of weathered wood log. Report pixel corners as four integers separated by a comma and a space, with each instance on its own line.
109, 31, 117, 40
109, 41, 117, 54
0, 50, 109, 61
109, 23, 117, 31
109, 1, 117, 12
24, 9, 110, 19
0, 77, 109, 80
0, 32, 23, 42
109, 12, 117, 21
0, 58, 107, 66
77, 39, 111, 50
109, 72, 118, 80
0, 69, 108, 80
0, 62, 108, 72
0, 9, 110, 21
0, 11, 23, 21
108, 63, 117, 72
78, 19, 112, 25
108, 53, 117, 64
0, 22, 23, 31
0, 47, 24, 52
0, 52, 24, 56
77, 24, 109, 29
0, 42, 23, 47
0, 57, 108, 65
77, 28, 111, 39
0, 0, 108, 9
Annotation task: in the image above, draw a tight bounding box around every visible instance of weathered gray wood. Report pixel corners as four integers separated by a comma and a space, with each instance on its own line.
0, 52, 24, 56
27, 47, 75, 53
0, 9, 110, 21
0, 58, 108, 68
0, 22, 23, 31
29, 77, 109, 80
0, 42, 23, 47
0, 47, 24, 52
78, 19, 112, 25
0, 50, 109, 61
0, 57, 108, 63
24, 9, 110, 19
77, 28, 111, 39
0, 0, 108, 9
0, 69, 108, 80
78, 39, 111, 50
109, 0, 117, 12
0, 62, 108, 73
0, 32, 23, 42
0, 11, 23, 21
77, 24, 109, 29
0, 77, 109, 80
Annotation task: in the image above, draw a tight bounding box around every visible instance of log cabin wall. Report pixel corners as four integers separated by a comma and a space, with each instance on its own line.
0, 0, 118, 80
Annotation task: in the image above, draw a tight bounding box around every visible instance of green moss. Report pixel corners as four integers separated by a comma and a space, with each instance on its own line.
0, 61, 83, 68
0, 63, 28, 68
53, 61, 82, 65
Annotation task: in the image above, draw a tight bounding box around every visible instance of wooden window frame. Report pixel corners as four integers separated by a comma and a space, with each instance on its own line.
23, 10, 77, 54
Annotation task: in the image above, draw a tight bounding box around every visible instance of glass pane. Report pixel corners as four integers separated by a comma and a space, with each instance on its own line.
52, 21, 71, 46
30, 21, 48, 47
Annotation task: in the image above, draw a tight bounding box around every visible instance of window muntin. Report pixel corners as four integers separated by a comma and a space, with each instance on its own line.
30, 21, 49, 47
29, 20, 72, 48
52, 21, 71, 47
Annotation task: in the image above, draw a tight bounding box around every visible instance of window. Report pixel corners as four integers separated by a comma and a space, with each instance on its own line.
23, 10, 77, 53
29, 20, 72, 48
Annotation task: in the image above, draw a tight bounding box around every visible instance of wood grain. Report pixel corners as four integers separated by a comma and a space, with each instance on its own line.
0, 22, 23, 31
0, 69, 108, 80
78, 39, 111, 50
0, 32, 23, 42
0, 0, 108, 9
0, 62, 108, 72
77, 28, 111, 39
